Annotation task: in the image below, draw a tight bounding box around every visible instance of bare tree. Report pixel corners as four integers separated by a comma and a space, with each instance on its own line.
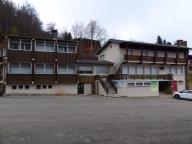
85, 20, 108, 45
71, 22, 85, 38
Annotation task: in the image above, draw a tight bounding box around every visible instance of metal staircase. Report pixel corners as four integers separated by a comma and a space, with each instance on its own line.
0, 83, 5, 97
99, 78, 118, 96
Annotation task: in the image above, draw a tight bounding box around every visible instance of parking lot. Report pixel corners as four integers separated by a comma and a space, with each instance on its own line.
0, 95, 192, 144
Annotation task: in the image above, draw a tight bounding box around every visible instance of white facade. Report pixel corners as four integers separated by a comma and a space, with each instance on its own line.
6, 84, 77, 95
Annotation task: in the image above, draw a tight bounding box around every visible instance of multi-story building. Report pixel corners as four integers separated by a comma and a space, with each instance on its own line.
0, 35, 190, 97
0, 35, 112, 96
97, 39, 190, 97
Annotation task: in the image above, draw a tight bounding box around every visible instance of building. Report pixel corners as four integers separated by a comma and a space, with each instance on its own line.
97, 39, 190, 97
0, 35, 112, 96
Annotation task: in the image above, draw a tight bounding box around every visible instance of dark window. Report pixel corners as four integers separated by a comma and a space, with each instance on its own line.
25, 85, 30, 89
12, 85, 17, 89
42, 85, 47, 89
18, 85, 23, 89
48, 85, 52, 89
36, 85, 41, 89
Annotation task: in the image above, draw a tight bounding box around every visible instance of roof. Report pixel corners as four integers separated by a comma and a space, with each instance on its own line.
97, 39, 191, 54
77, 60, 113, 65
0, 34, 77, 43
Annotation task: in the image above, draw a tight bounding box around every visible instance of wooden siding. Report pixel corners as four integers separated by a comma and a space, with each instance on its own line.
124, 54, 187, 65
8, 50, 32, 62
7, 74, 32, 84
57, 74, 77, 84
35, 52, 56, 63
57, 53, 77, 64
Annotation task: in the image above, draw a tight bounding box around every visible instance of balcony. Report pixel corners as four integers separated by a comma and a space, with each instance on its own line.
124, 54, 187, 65
155, 57, 165, 63
124, 55, 141, 62
109, 74, 172, 81
166, 58, 176, 64
142, 56, 154, 63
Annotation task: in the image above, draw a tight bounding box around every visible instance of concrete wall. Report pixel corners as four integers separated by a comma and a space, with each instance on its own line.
115, 80, 159, 97
99, 43, 123, 64
84, 84, 92, 95
6, 84, 77, 95
96, 81, 108, 96
173, 75, 186, 91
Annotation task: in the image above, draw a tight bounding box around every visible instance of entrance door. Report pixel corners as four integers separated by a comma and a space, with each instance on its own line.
78, 83, 84, 94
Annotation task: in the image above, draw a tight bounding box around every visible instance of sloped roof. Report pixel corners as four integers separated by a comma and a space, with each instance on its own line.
97, 39, 191, 54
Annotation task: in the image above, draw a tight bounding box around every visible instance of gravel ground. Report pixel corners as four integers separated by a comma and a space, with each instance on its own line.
0, 95, 192, 144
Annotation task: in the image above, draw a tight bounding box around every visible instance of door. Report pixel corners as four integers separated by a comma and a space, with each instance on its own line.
78, 83, 84, 94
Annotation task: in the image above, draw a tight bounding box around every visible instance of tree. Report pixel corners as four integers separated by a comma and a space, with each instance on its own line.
0, 0, 44, 36
163, 39, 167, 45
71, 22, 85, 38
157, 35, 163, 44
60, 31, 72, 40
85, 20, 108, 44
71, 20, 108, 45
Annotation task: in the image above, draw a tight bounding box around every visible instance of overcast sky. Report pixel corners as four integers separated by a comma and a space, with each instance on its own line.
12, 0, 192, 46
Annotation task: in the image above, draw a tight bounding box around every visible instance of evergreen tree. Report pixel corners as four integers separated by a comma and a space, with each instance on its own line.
157, 35, 163, 44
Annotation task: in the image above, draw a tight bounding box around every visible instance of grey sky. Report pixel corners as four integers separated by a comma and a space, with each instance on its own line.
12, 0, 192, 46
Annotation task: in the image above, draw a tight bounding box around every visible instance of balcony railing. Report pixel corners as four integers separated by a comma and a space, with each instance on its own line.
109, 74, 173, 81
124, 54, 186, 65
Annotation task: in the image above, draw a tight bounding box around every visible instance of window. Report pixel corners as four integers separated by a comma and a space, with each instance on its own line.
128, 49, 133, 55
143, 51, 148, 56
25, 85, 30, 89
128, 66, 136, 74
167, 52, 176, 58
10, 39, 32, 51
58, 65, 76, 74
171, 67, 177, 75
137, 66, 143, 74
144, 66, 150, 74
10, 39, 20, 50
42, 85, 47, 89
178, 81, 184, 85
36, 64, 54, 74
12, 85, 17, 90
151, 67, 158, 75
21, 40, 31, 50
165, 66, 171, 74
128, 82, 135, 87
78, 65, 93, 74
18, 85, 23, 89
157, 52, 165, 57
148, 51, 154, 56
100, 55, 105, 61
177, 66, 184, 75
135, 82, 143, 86
36, 85, 41, 89
96, 66, 109, 74
9, 63, 31, 74
58, 42, 75, 53
122, 66, 128, 74
36, 40, 55, 52
48, 85, 52, 89
144, 82, 150, 86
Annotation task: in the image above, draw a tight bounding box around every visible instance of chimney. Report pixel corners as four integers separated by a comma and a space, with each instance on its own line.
174, 40, 187, 47
51, 29, 58, 39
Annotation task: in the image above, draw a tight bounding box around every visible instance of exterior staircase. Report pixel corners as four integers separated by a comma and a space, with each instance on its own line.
0, 83, 5, 97
99, 78, 118, 97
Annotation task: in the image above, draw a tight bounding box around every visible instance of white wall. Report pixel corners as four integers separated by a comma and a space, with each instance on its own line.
99, 43, 123, 64
6, 84, 77, 95
115, 80, 159, 97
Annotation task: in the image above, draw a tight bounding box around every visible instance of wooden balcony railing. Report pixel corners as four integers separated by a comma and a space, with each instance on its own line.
109, 74, 173, 81
166, 58, 176, 63
124, 55, 141, 61
124, 54, 187, 65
